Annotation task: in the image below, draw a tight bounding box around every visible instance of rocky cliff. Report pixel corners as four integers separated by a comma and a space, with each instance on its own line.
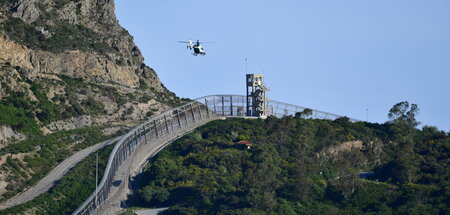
0, 0, 181, 140
0, 0, 182, 201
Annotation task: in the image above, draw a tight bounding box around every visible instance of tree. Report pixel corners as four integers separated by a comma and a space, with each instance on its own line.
329, 150, 363, 199
295, 108, 313, 118
138, 186, 170, 204
388, 101, 420, 127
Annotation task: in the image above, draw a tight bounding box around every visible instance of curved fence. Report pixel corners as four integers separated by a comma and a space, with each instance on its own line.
201, 95, 359, 121
72, 95, 358, 215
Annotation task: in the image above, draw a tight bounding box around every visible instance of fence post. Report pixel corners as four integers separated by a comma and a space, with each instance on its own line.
170, 113, 174, 131
197, 103, 202, 119
205, 99, 210, 117
213, 97, 217, 114
143, 124, 148, 144
184, 107, 188, 126
154, 120, 158, 138
222, 96, 225, 116
176, 110, 182, 129
275, 103, 279, 117
135, 130, 138, 147
164, 115, 169, 133
190, 104, 196, 123
285, 104, 288, 116
230, 96, 233, 116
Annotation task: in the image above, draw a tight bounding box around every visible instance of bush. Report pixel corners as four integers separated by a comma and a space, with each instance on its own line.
82, 98, 105, 115
1, 17, 112, 54
139, 186, 170, 204
127, 118, 449, 214
0, 104, 41, 136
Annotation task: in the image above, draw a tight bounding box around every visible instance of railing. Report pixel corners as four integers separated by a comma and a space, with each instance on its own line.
72, 95, 358, 215
196, 95, 359, 121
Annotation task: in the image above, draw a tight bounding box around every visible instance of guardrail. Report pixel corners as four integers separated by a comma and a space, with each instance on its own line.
72, 95, 358, 215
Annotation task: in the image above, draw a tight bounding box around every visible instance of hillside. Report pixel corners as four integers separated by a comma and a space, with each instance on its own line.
128, 117, 449, 214
0, 0, 182, 202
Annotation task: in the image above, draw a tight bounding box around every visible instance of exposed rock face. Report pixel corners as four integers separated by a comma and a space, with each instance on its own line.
46, 115, 93, 131
327, 141, 364, 155
0, 0, 181, 141
0, 0, 183, 202
2, 0, 162, 89
0, 126, 25, 144
0, 35, 31, 68
11, 0, 40, 23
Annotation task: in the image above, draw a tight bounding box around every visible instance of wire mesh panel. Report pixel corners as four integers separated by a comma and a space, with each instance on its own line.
266, 100, 359, 122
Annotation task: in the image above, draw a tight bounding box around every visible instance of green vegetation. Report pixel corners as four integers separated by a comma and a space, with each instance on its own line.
0, 75, 110, 131
0, 83, 43, 135
151, 86, 186, 107
81, 97, 106, 115
1, 17, 112, 54
0, 0, 14, 8
139, 78, 150, 90
0, 126, 116, 201
0, 0, 114, 55
0, 144, 114, 215
0, 103, 40, 136
388, 101, 420, 127
139, 94, 153, 103
55, 0, 81, 9
58, 74, 110, 117
128, 107, 449, 214
294, 108, 313, 118
139, 81, 186, 107
30, 81, 59, 123
88, 82, 129, 107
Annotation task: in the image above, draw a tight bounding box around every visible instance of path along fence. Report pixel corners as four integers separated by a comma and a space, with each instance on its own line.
72, 95, 358, 215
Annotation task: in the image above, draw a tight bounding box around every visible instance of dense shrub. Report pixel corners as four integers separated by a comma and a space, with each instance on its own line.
129, 118, 449, 214
2, 17, 111, 54
0, 104, 41, 136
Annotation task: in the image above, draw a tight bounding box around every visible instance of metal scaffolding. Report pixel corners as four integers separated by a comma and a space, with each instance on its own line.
246, 74, 269, 117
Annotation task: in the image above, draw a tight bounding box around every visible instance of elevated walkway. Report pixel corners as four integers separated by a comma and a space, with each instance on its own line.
72, 95, 359, 215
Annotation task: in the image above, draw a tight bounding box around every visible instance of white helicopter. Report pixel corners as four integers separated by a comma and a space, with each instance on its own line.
178, 39, 214, 56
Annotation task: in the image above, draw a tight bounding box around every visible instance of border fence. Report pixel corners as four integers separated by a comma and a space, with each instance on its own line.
72, 95, 358, 215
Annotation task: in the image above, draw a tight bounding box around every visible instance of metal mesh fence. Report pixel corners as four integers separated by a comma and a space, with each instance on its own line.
72, 95, 359, 215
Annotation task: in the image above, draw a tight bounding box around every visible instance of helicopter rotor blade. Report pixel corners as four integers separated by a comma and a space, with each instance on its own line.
178, 41, 191, 43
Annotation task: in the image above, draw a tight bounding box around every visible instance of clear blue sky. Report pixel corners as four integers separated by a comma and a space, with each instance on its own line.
115, 0, 450, 131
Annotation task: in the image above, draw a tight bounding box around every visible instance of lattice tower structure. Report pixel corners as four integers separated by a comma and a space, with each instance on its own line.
246, 74, 269, 117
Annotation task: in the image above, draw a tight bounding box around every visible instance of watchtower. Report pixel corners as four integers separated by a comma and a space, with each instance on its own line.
246, 74, 269, 117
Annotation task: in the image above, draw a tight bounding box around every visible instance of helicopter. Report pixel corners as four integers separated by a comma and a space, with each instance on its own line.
178, 39, 214, 56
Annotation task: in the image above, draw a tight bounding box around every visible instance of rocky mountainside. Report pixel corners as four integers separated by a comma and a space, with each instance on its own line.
0, 0, 183, 201
0, 0, 181, 140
